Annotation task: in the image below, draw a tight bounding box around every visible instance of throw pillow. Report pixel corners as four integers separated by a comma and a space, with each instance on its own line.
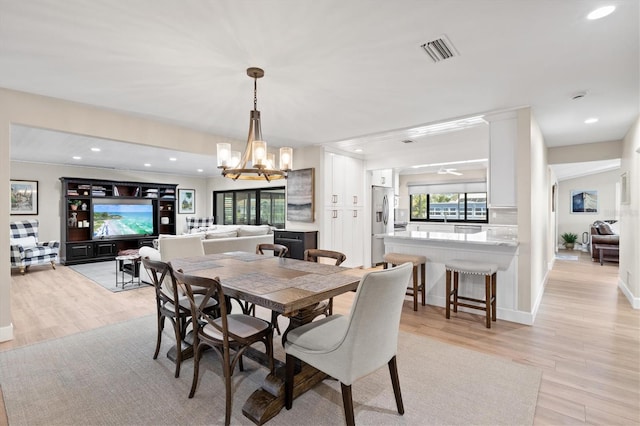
237, 225, 271, 237
10, 236, 37, 248
597, 222, 614, 235
205, 230, 238, 239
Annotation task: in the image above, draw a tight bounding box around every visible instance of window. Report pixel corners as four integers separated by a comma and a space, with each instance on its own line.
410, 192, 487, 223
214, 187, 285, 229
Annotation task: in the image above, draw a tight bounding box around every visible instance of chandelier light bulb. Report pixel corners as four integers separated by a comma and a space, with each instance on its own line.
217, 143, 231, 167
252, 140, 267, 165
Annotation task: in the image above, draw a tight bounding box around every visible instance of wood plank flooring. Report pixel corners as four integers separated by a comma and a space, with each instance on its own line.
1, 252, 638, 425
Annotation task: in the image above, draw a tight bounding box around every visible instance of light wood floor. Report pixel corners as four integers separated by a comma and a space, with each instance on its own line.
1, 253, 638, 425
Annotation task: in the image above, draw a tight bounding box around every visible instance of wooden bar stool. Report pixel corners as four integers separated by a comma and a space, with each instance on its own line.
445, 260, 498, 328
383, 253, 427, 311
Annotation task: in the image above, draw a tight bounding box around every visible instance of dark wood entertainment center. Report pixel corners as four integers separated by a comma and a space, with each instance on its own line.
60, 177, 177, 265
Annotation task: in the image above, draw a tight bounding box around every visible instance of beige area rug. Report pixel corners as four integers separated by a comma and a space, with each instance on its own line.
0, 316, 541, 425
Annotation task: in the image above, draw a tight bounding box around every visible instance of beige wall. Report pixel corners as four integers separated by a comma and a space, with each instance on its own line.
11, 161, 211, 240
0, 87, 242, 341
619, 115, 639, 308
548, 140, 623, 164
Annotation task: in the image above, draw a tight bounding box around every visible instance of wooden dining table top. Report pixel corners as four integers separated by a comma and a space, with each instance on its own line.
170, 251, 364, 316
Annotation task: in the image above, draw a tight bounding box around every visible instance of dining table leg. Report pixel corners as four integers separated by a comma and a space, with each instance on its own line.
242, 302, 330, 425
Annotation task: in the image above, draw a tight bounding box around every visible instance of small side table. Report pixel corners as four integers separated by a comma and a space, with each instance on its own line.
115, 254, 141, 288
593, 244, 619, 266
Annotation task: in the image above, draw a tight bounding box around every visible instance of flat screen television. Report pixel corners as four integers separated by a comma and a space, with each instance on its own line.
93, 199, 154, 239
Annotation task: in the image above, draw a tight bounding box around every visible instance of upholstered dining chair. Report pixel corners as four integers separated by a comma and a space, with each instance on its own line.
141, 257, 219, 378
173, 268, 275, 426
158, 235, 204, 262
284, 262, 413, 426
303, 248, 347, 317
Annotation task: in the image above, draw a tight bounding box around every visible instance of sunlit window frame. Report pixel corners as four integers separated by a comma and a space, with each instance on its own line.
410, 192, 489, 223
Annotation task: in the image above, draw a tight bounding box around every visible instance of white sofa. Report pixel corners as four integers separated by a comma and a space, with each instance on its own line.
139, 224, 274, 263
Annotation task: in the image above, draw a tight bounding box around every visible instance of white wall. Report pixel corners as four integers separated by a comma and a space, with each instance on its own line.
525, 110, 551, 316
556, 169, 620, 246
619, 115, 639, 308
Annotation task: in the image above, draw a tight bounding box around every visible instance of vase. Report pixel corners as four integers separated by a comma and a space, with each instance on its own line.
70, 204, 78, 211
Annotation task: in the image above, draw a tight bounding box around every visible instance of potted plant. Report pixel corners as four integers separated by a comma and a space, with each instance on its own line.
69, 199, 82, 211
561, 232, 578, 250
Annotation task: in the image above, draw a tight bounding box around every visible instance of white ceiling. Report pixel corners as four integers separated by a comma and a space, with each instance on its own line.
2, 0, 637, 178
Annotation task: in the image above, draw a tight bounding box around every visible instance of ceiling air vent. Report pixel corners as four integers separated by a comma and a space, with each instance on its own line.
421, 35, 458, 62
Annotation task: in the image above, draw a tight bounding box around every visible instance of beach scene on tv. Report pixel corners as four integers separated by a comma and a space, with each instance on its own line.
93, 203, 154, 238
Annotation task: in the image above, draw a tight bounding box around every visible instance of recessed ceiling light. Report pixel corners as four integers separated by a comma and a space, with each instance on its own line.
354, 148, 363, 153
144, 163, 151, 167
72, 156, 81, 160
412, 158, 487, 169
169, 157, 177, 161
584, 117, 599, 124
197, 169, 204, 173
587, 6, 615, 20
91, 147, 101, 152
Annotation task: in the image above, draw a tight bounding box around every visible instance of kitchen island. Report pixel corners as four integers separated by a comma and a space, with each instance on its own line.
384, 230, 527, 324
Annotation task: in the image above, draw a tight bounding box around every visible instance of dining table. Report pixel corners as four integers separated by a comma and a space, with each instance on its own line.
170, 251, 364, 425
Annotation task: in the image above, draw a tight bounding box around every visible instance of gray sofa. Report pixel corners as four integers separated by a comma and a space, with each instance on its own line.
590, 220, 619, 263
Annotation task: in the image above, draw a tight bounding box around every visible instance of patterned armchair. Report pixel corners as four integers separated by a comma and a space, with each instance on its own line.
10, 219, 59, 274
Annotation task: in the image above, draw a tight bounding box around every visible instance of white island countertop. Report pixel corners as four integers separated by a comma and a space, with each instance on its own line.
387, 230, 519, 247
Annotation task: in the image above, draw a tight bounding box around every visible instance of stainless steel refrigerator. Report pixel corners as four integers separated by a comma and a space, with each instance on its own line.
371, 186, 394, 266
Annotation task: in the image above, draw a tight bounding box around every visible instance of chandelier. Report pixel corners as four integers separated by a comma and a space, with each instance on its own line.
216, 67, 293, 181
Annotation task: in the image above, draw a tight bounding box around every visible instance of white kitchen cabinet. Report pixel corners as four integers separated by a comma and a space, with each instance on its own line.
322, 151, 366, 267
323, 206, 364, 268
324, 152, 364, 208
488, 113, 517, 207
371, 169, 393, 188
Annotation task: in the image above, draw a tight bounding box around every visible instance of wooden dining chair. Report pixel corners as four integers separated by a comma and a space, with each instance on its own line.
256, 243, 289, 257
254, 243, 289, 335
141, 257, 219, 378
284, 262, 413, 425
173, 268, 275, 426
303, 249, 347, 316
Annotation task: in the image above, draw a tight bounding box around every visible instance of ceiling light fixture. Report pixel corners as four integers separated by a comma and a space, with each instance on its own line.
72, 156, 81, 160
587, 6, 615, 20
408, 115, 487, 138
91, 147, 101, 152
217, 67, 293, 181
584, 117, 599, 124
437, 167, 462, 176
412, 158, 487, 169
169, 157, 177, 161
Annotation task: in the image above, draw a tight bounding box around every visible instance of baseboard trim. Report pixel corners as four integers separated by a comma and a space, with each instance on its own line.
0, 323, 14, 343
618, 278, 640, 309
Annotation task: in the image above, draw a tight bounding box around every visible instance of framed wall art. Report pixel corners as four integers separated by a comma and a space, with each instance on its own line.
10, 180, 38, 215
570, 189, 598, 213
286, 168, 315, 222
178, 188, 195, 214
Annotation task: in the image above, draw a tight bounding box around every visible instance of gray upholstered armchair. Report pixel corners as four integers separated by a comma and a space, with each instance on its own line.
10, 219, 59, 274
284, 262, 413, 425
